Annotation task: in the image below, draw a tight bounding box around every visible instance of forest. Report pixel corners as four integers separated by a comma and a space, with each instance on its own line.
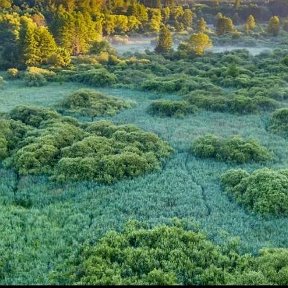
0, 0, 288, 285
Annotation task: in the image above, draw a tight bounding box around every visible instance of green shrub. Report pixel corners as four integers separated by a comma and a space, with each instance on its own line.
57, 220, 288, 285
9, 106, 61, 128
142, 78, 184, 93
185, 93, 278, 114
268, 108, 288, 137
23, 67, 56, 87
6, 68, 20, 79
72, 69, 117, 87
221, 168, 288, 215
192, 135, 272, 164
232, 248, 288, 285
59, 220, 252, 285
23, 72, 47, 87
148, 100, 197, 117
59, 89, 134, 119
1, 108, 172, 183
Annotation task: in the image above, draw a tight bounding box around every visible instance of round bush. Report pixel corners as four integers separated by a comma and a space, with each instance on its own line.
192, 135, 272, 164
59, 89, 134, 118
148, 100, 197, 117
221, 168, 288, 215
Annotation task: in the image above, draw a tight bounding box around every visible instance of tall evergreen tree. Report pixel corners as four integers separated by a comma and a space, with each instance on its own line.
155, 24, 172, 53
19, 17, 40, 66
216, 16, 235, 35
245, 15, 256, 33
35, 27, 57, 64
267, 16, 280, 36
197, 17, 207, 33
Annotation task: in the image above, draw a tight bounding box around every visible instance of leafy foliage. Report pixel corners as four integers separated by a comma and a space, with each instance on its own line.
221, 168, 288, 215
1, 106, 173, 184
58, 220, 288, 285
61, 220, 252, 285
192, 134, 272, 164
148, 100, 197, 117
58, 89, 134, 118
268, 108, 288, 138
70, 69, 117, 87
185, 93, 278, 114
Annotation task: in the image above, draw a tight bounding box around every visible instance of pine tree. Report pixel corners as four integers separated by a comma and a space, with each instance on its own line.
19, 17, 40, 66
245, 15, 256, 33
267, 16, 280, 36
155, 24, 172, 53
234, 0, 241, 9
181, 9, 193, 30
36, 27, 57, 64
197, 17, 207, 33
216, 16, 235, 36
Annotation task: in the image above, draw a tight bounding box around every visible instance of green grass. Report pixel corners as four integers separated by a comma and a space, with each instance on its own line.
0, 80, 89, 112
0, 80, 288, 284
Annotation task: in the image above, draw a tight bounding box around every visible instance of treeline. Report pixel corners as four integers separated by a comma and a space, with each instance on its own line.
0, 0, 195, 67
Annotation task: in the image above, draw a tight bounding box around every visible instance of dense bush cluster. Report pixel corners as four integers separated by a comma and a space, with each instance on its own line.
268, 108, 288, 138
59, 221, 288, 285
58, 89, 134, 119
221, 168, 288, 215
23, 67, 56, 87
191, 135, 272, 164
70, 69, 117, 87
185, 93, 278, 114
1, 106, 173, 183
148, 100, 197, 117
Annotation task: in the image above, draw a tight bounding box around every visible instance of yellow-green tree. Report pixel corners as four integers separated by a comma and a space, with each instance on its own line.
234, 0, 241, 9
267, 16, 280, 36
155, 24, 172, 53
197, 17, 207, 33
216, 16, 235, 35
245, 15, 256, 33
179, 33, 212, 56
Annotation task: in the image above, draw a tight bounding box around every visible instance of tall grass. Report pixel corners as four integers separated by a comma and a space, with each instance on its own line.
0, 81, 287, 284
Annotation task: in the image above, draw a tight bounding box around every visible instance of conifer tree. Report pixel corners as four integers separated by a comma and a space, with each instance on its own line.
234, 0, 241, 9
19, 17, 40, 66
216, 16, 235, 35
245, 15, 256, 33
267, 16, 280, 36
155, 24, 172, 54
182, 9, 193, 30
35, 27, 57, 64
197, 17, 207, 33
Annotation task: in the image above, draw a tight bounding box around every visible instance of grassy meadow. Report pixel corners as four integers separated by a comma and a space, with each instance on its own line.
0, 80, 287, 284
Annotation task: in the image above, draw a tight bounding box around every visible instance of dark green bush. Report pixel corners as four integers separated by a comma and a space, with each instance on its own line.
59, 221, 252, 285
59, 89, 134, 119
23, 67, 56, 87
72, 68, 117, 87
1, 108, 173, 183
23, 72, 47, 87
268, 108, 288, 138
9, 106, 61, 128
142, 77, 185, 93
57, 220, 288, 285
221, 168, 288, 215
192, 135, 272, 164
185, 93, 278, 114
148, 100, 197, 117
